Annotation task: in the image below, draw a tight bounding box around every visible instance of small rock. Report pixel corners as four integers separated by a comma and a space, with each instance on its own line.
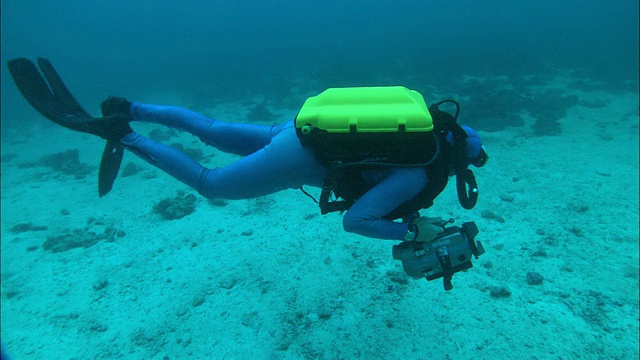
480, 210, 506, 223
207, 198, 228, 207
307, 313, 319, 323
567, 226, 584, 237
90, 323, 108, 332
11, 223, 49, 233
183, 147, 205, 162
220, 278, 238, 290
153, 193, 198, 220
531, 249, 548, 257
241, 311, 259, 327
120, 162, 144, 177
488, 286, 512, 298
103, 226, 118, 241
317, 305, 333, 320
93, 278, 109, 291
43, 228, 109, 252
192, 294, 206, 307
89, 324, 108, 332
499, 194, 515, 202
366, 258, 383, 269
387, 270, 409, 285
26, 149, 92, 179
385, 319, 395, 328
526, 271, 544, 285
142, 171, 157, 179
568, 202, 589, 213
4, 290, 20, 299
351, 250, 363, 258
149, 129, 174, 142
560, 265, 574, 273
10, 223, 34, 234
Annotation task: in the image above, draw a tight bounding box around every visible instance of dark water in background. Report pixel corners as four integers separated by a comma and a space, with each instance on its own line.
1, 0, 638, 130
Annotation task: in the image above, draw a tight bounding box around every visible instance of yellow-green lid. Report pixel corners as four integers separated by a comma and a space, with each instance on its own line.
296, 86, 433, 133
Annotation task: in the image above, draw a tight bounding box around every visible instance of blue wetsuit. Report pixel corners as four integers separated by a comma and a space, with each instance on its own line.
120, 103, 427, 240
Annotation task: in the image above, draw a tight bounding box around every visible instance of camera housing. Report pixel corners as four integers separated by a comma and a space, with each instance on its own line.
392, 221, 485, 290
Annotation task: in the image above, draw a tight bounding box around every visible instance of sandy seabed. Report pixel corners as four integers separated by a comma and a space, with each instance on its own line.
1, 75, 638, 360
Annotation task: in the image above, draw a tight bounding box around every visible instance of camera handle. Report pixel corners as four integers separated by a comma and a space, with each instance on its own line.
436, 246, 454, 290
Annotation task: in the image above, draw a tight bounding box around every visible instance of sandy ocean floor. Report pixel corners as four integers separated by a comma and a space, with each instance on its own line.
1, 74, 638, 359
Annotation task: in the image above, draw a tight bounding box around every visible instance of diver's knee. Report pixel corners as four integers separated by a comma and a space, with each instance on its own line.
342, 211, 362, 234
196, 168, 218, 199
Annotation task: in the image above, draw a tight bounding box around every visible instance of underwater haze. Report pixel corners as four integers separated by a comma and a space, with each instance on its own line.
1, 0, 639, 359
2, 0, 638, 124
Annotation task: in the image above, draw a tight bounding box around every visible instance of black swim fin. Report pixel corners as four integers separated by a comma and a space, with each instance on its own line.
7, 58, 91, 128
98, 122, 125, 197
6, 57, 126, 197
36, 58, 92, 118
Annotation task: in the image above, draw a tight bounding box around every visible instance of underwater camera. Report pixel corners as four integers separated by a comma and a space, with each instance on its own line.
392, 219, 485, 291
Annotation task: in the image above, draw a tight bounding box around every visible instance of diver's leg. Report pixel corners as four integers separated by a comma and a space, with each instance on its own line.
129, 103, 276, 156
119, 124, 326, 199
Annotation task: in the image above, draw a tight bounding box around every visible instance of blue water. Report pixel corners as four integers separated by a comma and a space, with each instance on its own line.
1, 1, 638, 359
2, 0, 638, 126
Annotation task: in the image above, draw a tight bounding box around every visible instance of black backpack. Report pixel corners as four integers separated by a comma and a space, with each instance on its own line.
295, 88, 479, 218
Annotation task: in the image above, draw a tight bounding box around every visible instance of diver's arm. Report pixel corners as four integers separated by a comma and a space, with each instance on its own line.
342, 168, 427, 240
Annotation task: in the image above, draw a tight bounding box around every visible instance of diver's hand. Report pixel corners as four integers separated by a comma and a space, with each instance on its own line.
413, 216, 444, 242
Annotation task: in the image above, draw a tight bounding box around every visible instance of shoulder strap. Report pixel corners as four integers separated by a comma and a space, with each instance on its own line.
429, 100, 479, 210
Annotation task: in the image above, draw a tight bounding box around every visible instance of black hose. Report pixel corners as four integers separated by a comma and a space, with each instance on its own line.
432, 100, 460, 121
456, 169, 479, 210
333, 135, 442, 171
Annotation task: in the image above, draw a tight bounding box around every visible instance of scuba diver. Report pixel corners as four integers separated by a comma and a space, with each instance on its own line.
7, 57, 488, 244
